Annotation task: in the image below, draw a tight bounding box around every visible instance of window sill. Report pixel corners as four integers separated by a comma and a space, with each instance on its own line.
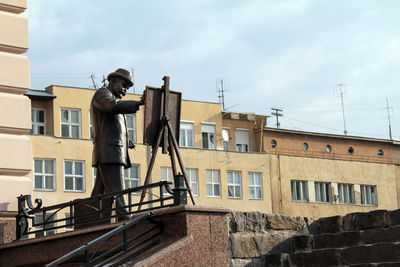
64, 190, 85, 193
34, 188, 56, 192
206, 195, 221, 198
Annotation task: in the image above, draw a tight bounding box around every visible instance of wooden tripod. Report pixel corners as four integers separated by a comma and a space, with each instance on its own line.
138, 76, 196, 210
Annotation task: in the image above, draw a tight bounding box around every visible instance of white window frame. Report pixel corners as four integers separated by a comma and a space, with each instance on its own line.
31, 108, 46, 135
206, 169, 221, 197
92, 167, 97, 186
361, 185, 377, 206
248, 172, 262, 200
291, 180, 309, 202
161, 166, 174, 195
125, 114, 136, 143
124, 164, 140, 191
315, 182, 332, 203
64, 160, 85, 192
34, 158, 56, 191
228, 171, 242, 199
187, 168, 199, 197
222, 127, 230, 151
235, 129, 250, 152
61, 108, 81, 138
180, 121, 195, 148
89, 112, 93, 139
201, 123, 216, 149
338, 183, 355, 204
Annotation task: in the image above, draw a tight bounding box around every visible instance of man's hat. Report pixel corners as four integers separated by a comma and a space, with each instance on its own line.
107, 68, 133, 87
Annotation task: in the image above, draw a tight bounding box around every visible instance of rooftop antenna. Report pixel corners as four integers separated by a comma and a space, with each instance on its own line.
101, 75, 107, 88
271, 107, 283, 128
90, 74, 98, 90
131, 67, 136, 94
385, 98, 393, 140
216, 78, 227, 110
335, 84, 348, 135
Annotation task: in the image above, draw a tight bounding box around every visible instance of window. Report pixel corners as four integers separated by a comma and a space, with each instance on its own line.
378, 149, 384, 157
348, 147, 354, 155
65, 213, 74, 231
271, 139, 277, 148
206, 169, 220, 197
92, 167, 97, 185
61, 108, 81, 138
161, 166, 174, 195
361, 185, 377, 206
34, 214, 56, 237
248, 172, 262, 199
34, 159, 55, 190
222, 128, 230, 151
125, 114, 136, 143
235, 129, 249, 152
179, 122, 194, 147
302, 143, 309, 151
202, 123, 216, 149
31, 108, 46, 135
125, 164, 140, 190
227, 171, 242, 198
315, 182, 332, 203
89, 112, 93, 139
338, 183, 354, 204
326, 145, 332, 153
64, 160, 85, 192
291, 180, 309, 201
187, 168, 199, 197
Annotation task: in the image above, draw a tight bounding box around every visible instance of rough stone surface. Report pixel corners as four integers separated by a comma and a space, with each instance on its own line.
230, 258, 265, 267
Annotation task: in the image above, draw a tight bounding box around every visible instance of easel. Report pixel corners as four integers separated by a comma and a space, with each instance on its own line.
138, 76, 196, 210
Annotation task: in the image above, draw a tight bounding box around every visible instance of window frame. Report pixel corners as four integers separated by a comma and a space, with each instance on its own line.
360, 184, 377, 206
248, 172, 263, 200
60, 108, 81, 138
187, 168, 199, 197
124, 164, 140, 192
201, 123, 216, 149
31, 108, 46, 135
338, 183, 355, 204
179, 121, 195, 148
161, 166, 174, 195
222, 127, 230, 151
291, 180, 309, 202
64, 160, 85, 192
34, 158, 56, 191
235, 129, 250, 152
125, 114, 137, 143
206, 169, 221, 197
314, 182, 332, 203
34, 214, 57, 237
227, 171, 242, 199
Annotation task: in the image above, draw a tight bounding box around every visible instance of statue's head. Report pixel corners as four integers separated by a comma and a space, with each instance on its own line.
107, 68, 133, 98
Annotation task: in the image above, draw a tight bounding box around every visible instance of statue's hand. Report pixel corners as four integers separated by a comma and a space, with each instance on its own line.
128, 140, 136, 149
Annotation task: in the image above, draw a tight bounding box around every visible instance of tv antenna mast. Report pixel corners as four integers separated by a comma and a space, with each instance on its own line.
216, 78, 227, 110
335, 84, 348, 135
90, 74, 98, 90
385, 98, 393, 140
271, 107, 283, 128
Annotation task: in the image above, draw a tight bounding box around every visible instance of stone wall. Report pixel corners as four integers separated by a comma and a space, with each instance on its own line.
229, 211, 315, 267
0, 212, 16, 244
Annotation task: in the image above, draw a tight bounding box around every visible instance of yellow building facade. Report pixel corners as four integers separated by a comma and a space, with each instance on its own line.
26, 85, 400, 224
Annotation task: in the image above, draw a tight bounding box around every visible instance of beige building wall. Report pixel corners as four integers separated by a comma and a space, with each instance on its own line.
0, 0, 32, 212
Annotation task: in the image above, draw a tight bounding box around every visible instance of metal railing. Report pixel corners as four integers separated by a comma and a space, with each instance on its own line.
16, 178, 187, 240
45, 212, 161, 267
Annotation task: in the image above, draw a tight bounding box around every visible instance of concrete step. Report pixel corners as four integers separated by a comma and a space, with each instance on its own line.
265, 242, 400, 267
294, 225, 400, 251
312, 210, 400, 235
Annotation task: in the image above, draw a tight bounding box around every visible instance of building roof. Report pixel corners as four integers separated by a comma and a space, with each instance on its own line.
25, 89, 56, 101
263, 127, 397, 144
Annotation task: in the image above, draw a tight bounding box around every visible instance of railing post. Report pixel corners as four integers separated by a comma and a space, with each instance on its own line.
15, 195, 28, 240
173, 174, 187, 205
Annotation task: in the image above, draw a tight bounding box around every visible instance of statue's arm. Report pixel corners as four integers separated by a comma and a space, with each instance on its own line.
93, 90, 141, 114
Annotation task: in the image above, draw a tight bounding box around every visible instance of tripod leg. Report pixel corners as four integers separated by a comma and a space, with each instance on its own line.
138, 125, 165, 210
166, 120, 196, 205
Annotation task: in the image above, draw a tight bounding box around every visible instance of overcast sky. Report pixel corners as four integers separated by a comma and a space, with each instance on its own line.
25, 1, 400, 140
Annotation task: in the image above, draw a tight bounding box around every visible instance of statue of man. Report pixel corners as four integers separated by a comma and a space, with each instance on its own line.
90, 68, 144, 220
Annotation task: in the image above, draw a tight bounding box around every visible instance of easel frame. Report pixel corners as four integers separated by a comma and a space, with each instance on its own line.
138, 76, 196, 210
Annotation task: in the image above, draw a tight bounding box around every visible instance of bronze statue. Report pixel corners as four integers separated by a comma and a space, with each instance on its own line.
90, 68, 144, 220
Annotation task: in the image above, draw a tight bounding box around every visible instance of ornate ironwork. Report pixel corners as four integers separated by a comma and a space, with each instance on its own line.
15, 180, 185, 240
